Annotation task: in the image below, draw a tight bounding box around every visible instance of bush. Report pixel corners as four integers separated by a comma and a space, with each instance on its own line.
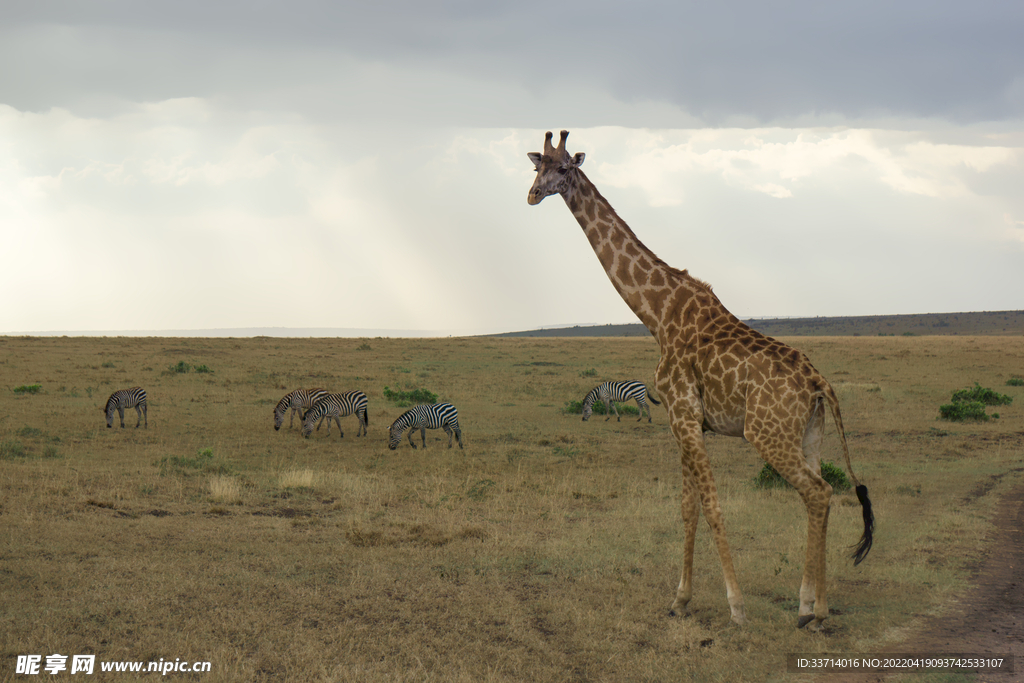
12, 384, 41, 394
753, 461, 851, 492
169, 361, 191, 374
383, 386, 439, 407
1007, 377, 1024, 387
194, 364, 214, 374
950, 383, 1012, 406
940, 383, 1012, 422
939, 401, 989, 422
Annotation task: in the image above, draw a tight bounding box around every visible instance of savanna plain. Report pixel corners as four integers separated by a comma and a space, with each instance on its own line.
2, 334, 1023, 682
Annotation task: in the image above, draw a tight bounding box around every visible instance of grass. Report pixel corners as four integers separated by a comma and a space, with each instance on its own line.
1, 334, 1023, 682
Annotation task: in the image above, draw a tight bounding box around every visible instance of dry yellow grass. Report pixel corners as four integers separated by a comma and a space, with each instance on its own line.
1, 334, 1022, 681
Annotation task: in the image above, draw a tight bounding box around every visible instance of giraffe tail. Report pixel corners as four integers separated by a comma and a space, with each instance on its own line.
823, 386, 874, 565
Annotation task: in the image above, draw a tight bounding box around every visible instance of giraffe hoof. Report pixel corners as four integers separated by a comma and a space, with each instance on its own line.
797, 614, 816, 629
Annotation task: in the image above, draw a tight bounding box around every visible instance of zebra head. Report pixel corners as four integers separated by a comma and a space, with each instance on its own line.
527, 130, 585, 206
301, 412, 315, 438
387, 423, 403, 450
273, 407, 285, 431
581, 403, 593, 422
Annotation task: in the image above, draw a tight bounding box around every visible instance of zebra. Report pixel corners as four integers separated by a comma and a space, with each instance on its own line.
581, 380, 661, 423
388, 403, 463, 450
104, 387, 148, 428
274, 388, 328, 431
300, 391, 369, 439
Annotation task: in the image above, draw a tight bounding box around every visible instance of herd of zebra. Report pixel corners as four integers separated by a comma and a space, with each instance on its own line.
103, 380, 661, 449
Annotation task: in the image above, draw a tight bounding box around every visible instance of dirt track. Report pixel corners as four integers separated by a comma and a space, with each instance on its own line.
825, 483, 1023, 682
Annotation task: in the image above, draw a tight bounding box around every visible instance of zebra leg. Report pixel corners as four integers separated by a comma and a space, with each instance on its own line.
443, 425, 453, 448
142, 403, 148, 428
604, 399, 613, 421
455, 428, 463, 449
290, 406, 297, 429
407, 429, 418, 449
118, 406, 126, 428
611, 400, 621, 422
134, 405, 143, 428
335, 416, 344, 438
636, 398, 647, 422
420, 426, 428, 448
358, 410, 367, 437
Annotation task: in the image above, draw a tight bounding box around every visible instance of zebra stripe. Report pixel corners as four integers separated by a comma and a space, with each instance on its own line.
388, 403, 463, 450
274, 388, 328, 431
301, 391, 369, 439
582, 380, 661, 423
104, 387, 148, 429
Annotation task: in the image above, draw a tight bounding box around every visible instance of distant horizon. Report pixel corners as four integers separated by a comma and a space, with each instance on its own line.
7, 309, 1022, 338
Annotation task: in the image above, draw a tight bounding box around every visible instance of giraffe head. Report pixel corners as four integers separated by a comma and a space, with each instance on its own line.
527, 130, 585, 205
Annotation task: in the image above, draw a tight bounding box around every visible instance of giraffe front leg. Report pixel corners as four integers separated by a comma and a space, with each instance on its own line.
669, 467, 700, 617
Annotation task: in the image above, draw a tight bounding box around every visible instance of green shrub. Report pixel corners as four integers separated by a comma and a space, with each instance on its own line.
12, 384, 41, 394
939, 400, 989, 422
939, 383, 1012, 421
1007, 377, 1024, 387
194, 364, 213, 374
169, 361, 191, 374
383, 386, 438, 407
753, 461, 851, 492
950, 383, 1012, 406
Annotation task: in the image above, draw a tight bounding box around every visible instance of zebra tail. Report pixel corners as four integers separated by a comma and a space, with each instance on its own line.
648, 392, 661, 405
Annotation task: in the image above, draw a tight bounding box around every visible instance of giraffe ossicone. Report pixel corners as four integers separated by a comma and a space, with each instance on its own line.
527, 130, 874, 630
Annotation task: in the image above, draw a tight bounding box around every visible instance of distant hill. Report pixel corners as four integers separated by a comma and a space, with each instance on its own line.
491, 310, 1024, 338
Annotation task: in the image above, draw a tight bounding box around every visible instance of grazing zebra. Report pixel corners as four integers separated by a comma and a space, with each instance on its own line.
104, 387, 148, 429
300, 391, 369, 439
388, 403, 463, 450
274, 388, 328, 431
581, 380, 661, 423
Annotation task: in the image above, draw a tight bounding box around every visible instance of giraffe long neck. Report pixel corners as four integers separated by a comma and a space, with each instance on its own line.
562, 170, 683, 336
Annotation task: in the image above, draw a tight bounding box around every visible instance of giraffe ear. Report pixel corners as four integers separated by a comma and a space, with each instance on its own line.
527, 152, 542, 168
570, 152, 585, 168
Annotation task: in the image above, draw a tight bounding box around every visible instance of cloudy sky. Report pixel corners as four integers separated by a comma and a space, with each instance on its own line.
2, 1, 1022, 336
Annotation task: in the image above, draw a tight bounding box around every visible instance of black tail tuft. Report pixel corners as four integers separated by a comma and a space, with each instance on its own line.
850, 484, 874, 565
649, 394, 661, 405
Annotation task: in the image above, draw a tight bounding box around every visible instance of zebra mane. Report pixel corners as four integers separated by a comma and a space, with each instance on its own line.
582, 386, 601, 406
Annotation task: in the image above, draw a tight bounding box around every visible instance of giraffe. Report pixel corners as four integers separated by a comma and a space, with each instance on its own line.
527, 130, 873, 630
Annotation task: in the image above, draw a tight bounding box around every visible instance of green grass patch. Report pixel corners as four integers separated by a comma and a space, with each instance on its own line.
753, 461, 851, 492
383, 386, 438, 407
12, 384, 41, 394
156, 448, 232, 476
1006, 377, 1024, 387
0, 440, 27, 459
